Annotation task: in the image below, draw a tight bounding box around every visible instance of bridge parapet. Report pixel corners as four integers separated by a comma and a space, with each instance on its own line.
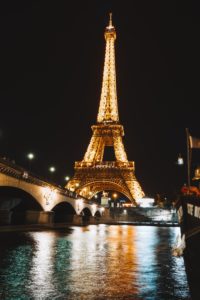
0, 157, 77, 199
0, 157, 104, 219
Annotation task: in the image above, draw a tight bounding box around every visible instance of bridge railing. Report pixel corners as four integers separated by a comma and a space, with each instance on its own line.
0, 157, 102, 207
0, 157, 77, 199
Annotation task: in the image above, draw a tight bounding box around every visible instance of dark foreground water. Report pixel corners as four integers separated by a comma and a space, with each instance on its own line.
0, 225, 190, 300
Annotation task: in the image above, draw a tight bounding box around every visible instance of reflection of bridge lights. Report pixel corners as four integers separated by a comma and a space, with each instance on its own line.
29, 232, 55, 299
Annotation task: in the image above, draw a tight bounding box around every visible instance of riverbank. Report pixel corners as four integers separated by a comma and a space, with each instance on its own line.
0, 221, 179, 232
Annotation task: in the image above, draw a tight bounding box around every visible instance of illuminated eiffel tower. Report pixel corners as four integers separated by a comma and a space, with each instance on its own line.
67, 14, 144, 204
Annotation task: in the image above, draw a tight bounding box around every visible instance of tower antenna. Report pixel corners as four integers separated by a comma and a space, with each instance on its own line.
109, 12, 113, 27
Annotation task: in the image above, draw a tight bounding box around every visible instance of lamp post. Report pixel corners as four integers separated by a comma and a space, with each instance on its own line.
112, 192, 118, 208
27, 152, 35, 170
113, 193, 118, 199
177, 153, 184, 166
176, 153, 184, 196
49, 166, 56, 181
64, 176, 70, 181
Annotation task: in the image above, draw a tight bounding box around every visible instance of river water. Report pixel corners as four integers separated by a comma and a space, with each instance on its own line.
0, 225, 190, 300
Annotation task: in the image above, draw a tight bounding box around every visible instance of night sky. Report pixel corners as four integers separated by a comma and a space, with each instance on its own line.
1, 1, 200, 199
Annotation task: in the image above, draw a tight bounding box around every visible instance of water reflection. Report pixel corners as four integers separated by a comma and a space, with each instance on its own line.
69, 225, 138, 299
28, 232, 56, 299
0, 226, 190, 300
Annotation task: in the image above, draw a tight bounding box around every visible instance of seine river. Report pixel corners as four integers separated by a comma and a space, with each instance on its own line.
0, 225, 190, 300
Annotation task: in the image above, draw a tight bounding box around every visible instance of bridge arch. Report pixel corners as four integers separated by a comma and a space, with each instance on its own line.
0, 186, 43, 225
0, 179, 47, 210
0, 171, 105, 225
81, 207, 92, 222
94, 210, 101, 218
52, 202, 76, 223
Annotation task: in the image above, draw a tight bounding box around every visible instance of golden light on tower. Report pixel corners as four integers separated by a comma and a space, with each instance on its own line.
97, 12, 118, 123
67, 14, 144, 204
113, 193, 118, 199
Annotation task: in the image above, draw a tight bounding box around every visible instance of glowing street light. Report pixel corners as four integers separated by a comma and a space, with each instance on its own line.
65, 176, 70, 181
27, 153, 35, 160
113, 193, 118, 199
49, 166, 56, 173
177, 154, 184, 166
27, 152, 35, 170
48, 166, 56, 182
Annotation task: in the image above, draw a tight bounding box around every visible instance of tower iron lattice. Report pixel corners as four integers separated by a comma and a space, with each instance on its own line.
67, 14, 144, 204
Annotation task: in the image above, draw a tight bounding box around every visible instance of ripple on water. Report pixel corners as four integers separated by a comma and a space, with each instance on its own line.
0, 226, 190, 300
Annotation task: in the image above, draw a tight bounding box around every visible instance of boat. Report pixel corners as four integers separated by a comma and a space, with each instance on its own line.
176, 186, 200, 299
175, 130, 200, 299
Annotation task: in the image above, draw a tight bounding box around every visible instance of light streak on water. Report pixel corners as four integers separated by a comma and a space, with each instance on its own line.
0, 226, 190, 299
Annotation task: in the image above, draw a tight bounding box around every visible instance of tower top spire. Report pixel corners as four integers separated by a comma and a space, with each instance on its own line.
109, 12, 113, 27
105, 12, 115, 37
97, 14, 118, 123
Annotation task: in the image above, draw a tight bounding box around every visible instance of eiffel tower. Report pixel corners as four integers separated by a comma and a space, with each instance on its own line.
67, 14, 144, 204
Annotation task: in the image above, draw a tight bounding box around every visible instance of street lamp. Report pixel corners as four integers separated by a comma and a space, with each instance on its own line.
65, 176, 70, 181
27, 152, 35, 170
113, 193, 118, 199
49, 166, 56, 181
177, 154, 184, 166
27, 153, 34, 160
49, 166, 56, 173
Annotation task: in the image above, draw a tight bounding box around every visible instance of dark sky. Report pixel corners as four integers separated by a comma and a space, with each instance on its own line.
1, 0, 200, 198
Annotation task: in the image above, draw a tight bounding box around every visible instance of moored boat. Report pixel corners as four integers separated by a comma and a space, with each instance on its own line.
176, 184, 200, 299
175, 129, 200, 299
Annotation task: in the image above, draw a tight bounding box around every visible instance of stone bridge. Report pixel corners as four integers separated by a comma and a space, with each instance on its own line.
0, 157, 105, 226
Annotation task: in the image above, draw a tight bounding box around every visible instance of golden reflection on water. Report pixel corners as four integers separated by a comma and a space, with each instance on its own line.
14, 225, 190, 299
69, 225, 138, 298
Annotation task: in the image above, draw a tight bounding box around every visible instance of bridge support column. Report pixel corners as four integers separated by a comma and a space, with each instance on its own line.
89, 216, 97, 224
25, 210, 54, 224
0, 210, 13, 225
73, 215, 83, 225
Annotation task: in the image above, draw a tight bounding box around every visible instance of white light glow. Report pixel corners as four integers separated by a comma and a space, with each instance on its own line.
137, 197, 154, 208
177, 157, 184, 165
27, 153, 34, 160
49, 166, 56, 173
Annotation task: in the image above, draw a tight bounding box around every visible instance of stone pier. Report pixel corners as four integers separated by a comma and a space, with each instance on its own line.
25, 210, 54, 224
